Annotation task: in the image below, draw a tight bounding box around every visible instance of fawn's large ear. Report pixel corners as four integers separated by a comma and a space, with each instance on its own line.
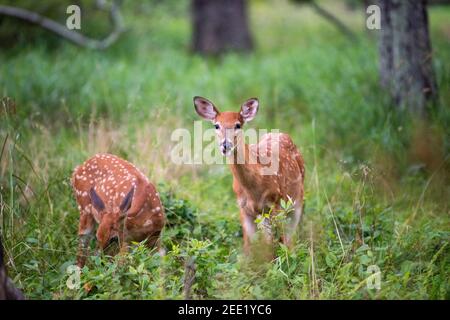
193, 96, 219, 121
90, 188, 105, 212
119, 186, 135, 214
240, 98, 259, 122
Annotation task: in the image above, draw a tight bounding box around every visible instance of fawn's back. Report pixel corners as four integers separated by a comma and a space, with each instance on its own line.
72, 154, 158, 217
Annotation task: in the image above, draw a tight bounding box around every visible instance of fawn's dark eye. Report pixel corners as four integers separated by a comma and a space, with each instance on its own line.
214, 124, 220, 130
235, 123, 241, 129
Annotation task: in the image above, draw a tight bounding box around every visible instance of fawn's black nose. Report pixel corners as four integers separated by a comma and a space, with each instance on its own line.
221, 140, 233, 153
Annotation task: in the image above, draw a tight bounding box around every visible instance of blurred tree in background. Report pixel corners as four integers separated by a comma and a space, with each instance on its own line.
0, 0, 443, 116
191, 0, 253, 55
378, 0, 438, 116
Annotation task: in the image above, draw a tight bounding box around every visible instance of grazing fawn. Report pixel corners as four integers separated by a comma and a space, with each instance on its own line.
194, 97, 305, 254
72, 154, 165, 267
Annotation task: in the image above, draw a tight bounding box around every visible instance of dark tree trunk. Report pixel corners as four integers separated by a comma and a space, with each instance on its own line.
378, 0, 438, 115
378, 0, 394, 88
191, 0, 253, 55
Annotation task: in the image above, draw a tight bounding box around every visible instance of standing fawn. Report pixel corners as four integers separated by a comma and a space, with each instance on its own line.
72, 154, 165, 267
194, 97, 305, 254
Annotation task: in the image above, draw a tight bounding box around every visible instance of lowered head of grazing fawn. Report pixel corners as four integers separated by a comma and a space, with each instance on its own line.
87, 186, 134, 250
194, 96, 305, 255
72, 154, 165, 267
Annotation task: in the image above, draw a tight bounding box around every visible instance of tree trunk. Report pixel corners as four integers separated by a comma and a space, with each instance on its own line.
378, 0, 438, 115
191, 0, 253, 55
378, 0, 394, 88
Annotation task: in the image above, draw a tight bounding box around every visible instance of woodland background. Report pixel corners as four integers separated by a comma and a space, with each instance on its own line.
0, 0, 449, 299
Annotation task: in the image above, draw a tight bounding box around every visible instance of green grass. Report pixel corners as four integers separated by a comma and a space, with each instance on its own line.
0, 0, 449, 299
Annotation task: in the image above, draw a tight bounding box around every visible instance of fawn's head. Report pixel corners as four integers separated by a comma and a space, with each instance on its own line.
193, 96, 259, 156
89, 187, 134, 248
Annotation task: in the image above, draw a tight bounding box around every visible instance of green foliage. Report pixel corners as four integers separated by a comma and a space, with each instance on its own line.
0, 1, 449, 300
159, 187, 198, 240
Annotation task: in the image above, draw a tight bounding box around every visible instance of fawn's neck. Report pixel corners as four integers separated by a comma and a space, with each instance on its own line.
228, 141, 262, 192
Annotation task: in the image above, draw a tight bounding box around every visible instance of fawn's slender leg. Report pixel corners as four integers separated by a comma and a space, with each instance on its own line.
152, 231, 165, 255
240, 209, 256, 255
77, 212, 95, 267
282, 201, 303, 248
118, 225, 129, 256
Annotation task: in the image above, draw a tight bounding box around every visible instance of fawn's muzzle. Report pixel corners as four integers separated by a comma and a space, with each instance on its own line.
220, 140, 233, 155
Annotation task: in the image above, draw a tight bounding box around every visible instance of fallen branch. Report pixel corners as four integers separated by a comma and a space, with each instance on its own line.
183, 257, 196, 300
291, 0, 357, 41
309, 1, 357, 41
0, 0, 125, 50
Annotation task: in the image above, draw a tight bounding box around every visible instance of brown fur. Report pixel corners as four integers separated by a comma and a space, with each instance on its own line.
194, 97, 305, 254
72, 154, 165, 267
